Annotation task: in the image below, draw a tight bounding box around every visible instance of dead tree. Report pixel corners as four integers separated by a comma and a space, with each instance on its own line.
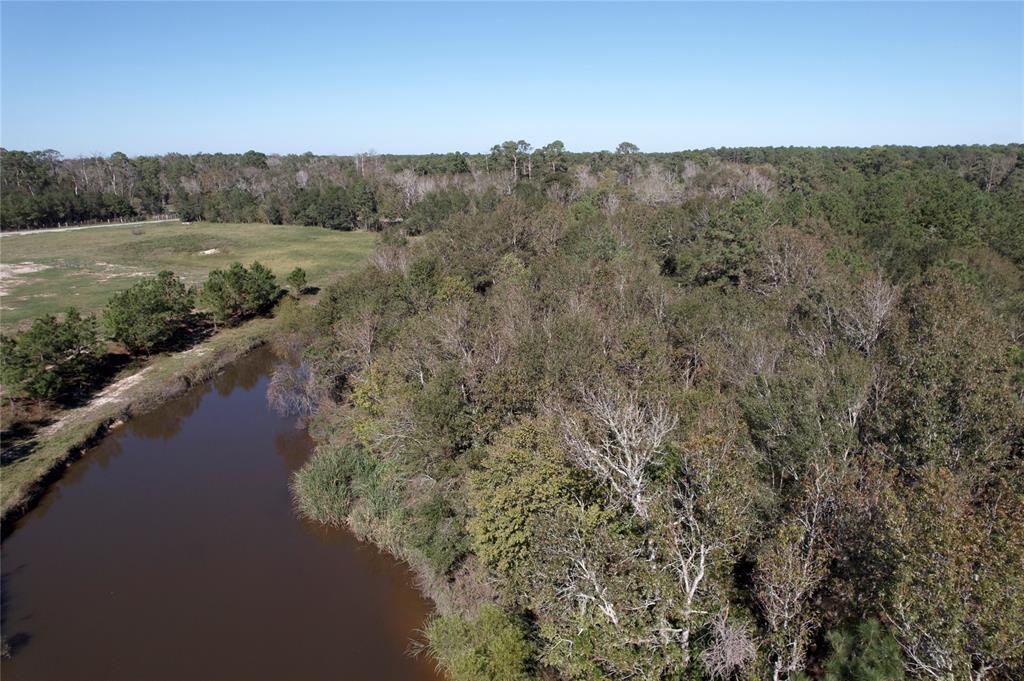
561, 387, 677, 519
836, 272, 899, 354
701, 609, 758, 680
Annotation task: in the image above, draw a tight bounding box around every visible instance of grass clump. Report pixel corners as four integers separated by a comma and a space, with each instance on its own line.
290, 444, 356, 526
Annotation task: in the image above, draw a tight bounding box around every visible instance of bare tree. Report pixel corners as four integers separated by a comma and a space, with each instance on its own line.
755, 226, 827, 295
633, 164, 684, 205
740, 166, 776, 196
887, 601, 957, 681
669, 482, 711, 662
267, 363, 322, 419
368, 244, 411, 275
756, 526, 823, 681
836, 272, 899, 354
344, 310, 381, 373
666, 420, 757, 666
755, 461, 834, 681
433, 301, 474, 367
390, 169, 449, 209
529, 501, 627, 632
558, 516, 621, 626
701, 609, 758, 680
561, 387, 677, 519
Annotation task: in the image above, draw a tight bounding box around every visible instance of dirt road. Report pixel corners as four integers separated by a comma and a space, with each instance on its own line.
0, 218, 179, 238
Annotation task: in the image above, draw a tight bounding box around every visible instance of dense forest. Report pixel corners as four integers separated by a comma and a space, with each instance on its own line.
279, 143, 1021, 680
5, 142, 1023, 680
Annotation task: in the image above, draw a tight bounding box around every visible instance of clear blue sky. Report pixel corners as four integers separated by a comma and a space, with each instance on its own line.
1, 2, 1021, 156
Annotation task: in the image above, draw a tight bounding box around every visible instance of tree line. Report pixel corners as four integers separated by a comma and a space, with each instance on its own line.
4, 143, 1020, 273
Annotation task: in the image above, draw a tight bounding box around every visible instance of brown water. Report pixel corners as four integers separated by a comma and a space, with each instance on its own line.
1, 348, 443, 681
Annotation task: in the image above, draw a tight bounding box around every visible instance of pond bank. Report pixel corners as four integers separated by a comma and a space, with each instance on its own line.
0, 314, 280, 531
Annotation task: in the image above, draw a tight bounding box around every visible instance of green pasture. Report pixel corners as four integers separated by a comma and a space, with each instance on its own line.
1, 221, 375, 328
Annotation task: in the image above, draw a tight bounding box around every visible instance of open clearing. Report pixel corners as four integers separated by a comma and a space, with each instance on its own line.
0, 221, 376, 328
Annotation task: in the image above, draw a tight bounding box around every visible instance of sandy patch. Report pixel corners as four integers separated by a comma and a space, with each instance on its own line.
95, 271, 151, 283
43, 366, 153, 438
0, 262, 51, 296
198, 248, 221, 256
79, 262, 152, 283
1, 262, 49, 277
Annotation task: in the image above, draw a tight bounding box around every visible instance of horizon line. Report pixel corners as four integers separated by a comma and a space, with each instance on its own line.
4, 140, 1023, 160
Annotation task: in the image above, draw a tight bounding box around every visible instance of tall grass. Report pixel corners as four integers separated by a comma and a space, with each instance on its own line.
290, 445, 354, 526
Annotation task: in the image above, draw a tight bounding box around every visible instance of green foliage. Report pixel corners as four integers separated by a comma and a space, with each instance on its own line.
414, 152, 471, 176
425, 605, 535, 681
674, 193, 777, 286
868, 271, 1020, 473
199, 261, 279, 325
103, 270, 194, 353
240, 149, 268, 169
317, 186, 359, 230
406, 491, 467, 575
405, 187, 472, 235
467, 418, 580, 580
413, 364, 474, 456
820, 619, 905, 681
1011, 345, 1024, 397
285, 266, 308, 298
856, 169, 1009, 276
883, 469, 1024, 678
116, 232, 233, 257
1, 308, 100, 400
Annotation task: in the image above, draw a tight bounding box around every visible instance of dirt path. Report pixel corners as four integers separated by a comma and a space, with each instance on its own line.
0, 218, 179, 238
41, 366, 155, 439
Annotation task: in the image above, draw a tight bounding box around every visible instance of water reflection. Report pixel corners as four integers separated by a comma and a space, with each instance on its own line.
127, 384, 207, 441
0, 561, 32, 658
22, 435, 125, 523
213, 348, 272, 397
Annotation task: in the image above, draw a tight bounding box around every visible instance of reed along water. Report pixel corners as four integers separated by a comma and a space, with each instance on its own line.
1, 347, 442, 681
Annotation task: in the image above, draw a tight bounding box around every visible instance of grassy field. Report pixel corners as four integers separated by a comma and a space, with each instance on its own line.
1, 221, 376, 328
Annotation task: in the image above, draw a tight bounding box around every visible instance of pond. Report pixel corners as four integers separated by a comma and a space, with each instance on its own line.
1, 347, 442, 681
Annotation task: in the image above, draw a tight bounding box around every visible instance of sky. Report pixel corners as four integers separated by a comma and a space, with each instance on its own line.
1, 1, 1021, 156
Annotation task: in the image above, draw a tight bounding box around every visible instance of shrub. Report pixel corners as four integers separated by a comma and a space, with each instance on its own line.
199, 261, 278, 325
103, 270, 194, 353
1, 308, 100, 400
285, 266, 308, 298
425, 604, 535, 681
